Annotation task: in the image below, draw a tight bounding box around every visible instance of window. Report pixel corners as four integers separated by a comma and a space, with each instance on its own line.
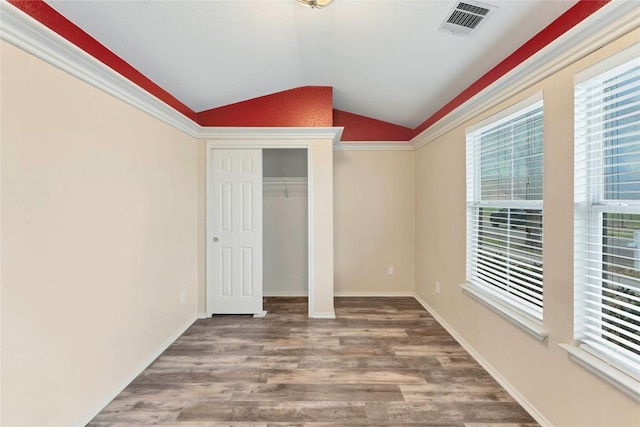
574, 54, 640, 383
466, 95, 544, 324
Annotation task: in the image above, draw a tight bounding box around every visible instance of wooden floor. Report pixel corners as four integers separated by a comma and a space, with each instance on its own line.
89, 297, 537, 426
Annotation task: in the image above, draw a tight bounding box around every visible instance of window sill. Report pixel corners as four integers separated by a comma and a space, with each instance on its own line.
461, 283, 548, 341
559, 343, 640, 402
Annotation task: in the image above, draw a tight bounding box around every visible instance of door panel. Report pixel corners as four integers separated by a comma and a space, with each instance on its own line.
209, 149, 263, 314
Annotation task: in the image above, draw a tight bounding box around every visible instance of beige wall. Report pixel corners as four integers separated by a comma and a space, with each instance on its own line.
1, 41, 198, 426
415, 30, 640, 426
263, 189, 308, 295
334, 150, 415, 294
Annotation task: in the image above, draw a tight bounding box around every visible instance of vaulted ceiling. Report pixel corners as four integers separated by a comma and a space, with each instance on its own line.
40, 0, 580, 128
9, 0, 627, 141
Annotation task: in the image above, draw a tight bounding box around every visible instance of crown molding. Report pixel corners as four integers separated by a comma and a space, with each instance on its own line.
333, 142, 414, 151
0, 1, 201, 137
411, 1, 640, 150
200, 126, 343, 145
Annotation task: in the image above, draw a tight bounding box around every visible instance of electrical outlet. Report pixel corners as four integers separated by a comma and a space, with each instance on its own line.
436, 282, 441, 294
388, 266, 394, 275
180, 290, 186, 304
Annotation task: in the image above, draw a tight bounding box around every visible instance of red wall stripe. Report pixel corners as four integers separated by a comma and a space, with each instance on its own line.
196, 87, 333, 127
334, 110, 414, 141
411, 0, 610, 138
7, 0, 197, 121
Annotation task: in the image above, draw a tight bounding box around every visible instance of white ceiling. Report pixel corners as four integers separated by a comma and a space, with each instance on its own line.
45, 0, 577, 128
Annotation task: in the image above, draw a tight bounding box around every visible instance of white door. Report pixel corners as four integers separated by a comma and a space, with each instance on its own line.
209, 149, 263, 314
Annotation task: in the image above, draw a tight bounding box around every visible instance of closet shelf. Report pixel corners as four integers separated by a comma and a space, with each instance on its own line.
263, 177, 307, 185
263, 177, 307, 198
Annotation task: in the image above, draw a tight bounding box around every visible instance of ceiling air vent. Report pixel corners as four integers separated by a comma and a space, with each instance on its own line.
439, 1, 496, 37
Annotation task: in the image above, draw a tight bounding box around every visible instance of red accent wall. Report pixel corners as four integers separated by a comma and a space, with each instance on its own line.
334, 110, 413, 141
411, 0, 610, 138
7, 0, 197, 121
196, 87, 333, 127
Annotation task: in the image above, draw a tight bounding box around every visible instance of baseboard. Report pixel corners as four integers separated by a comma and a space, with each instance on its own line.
334, 291, 415, 297
264, 292, 415, 298
197, 312, 210, 319
412, 294, 552, 427
310, 312, 336, 319
77, 314, 198, 426
263, 292, 308, 297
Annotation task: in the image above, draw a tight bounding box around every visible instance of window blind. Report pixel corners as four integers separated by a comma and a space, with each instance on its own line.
466, 100, 544, 320
574, 57, 640, 379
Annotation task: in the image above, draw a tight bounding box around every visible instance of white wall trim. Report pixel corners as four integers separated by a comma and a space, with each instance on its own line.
310, 312, 336, 319
197, 313, 210, 319
334, 292, 415, 297
411, 1, 640, 150
413, 294, 552, 427
333, 142, 414, 151
559, 343, 640, 402
200, 127, 344, 144
461, 283, 548, 342
306, 147, 316, 318
77, 314, 197, 426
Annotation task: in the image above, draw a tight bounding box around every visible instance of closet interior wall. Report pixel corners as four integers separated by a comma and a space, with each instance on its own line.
263, 149, 308, 296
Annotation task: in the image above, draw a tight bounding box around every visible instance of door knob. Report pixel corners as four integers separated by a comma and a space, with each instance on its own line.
213, 237, 219, 242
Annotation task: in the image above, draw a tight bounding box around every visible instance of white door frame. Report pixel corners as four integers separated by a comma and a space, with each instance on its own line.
204, 127, 342, 318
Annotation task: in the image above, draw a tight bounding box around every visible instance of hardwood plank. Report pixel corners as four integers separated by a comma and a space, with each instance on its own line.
261, 345, 396, 357
132, 369, 273, 385
392, 344, 470, 356
151, 355, 300, 370
265, 369, 428, 384
340, 336, 462, 346
437, 355, 486, 369
298, 355, 441, 370
163, 344, 265, 356
118, 383, 235, 401
177, 401, 369, 423
422, 367, 500, 387
291, 327, 411, 338
405, 327, 454, 336
88, 400, 181, 425
231, 383, 404, 402
365, 402, 535, 424
400, 384, 514, 403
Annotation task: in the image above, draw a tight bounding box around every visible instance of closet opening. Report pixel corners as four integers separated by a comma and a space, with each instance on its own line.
263, 148, 309, 311
207, 130, 337, 319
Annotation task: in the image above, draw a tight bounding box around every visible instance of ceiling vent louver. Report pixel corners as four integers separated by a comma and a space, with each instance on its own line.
439, 1, 496, 37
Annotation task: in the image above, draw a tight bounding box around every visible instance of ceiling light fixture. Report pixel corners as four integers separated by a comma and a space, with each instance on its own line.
297, 0, 334, 9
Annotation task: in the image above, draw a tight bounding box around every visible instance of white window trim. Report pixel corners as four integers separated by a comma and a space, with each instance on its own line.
462, 283, 549, 341
565, 45, 640, 401
465, 92, 546, 336
559, 343, 640, 402
466, 92, 543, 134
